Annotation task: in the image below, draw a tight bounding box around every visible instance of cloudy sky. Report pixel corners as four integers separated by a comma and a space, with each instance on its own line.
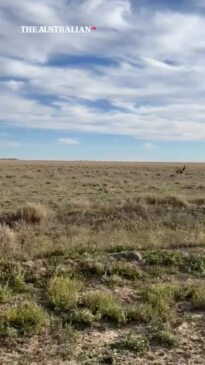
0, 0, 205, 161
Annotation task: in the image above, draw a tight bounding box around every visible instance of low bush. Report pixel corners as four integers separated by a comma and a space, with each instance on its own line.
48, 275, 83, 311
112, 334, 149, 355
0, 301, 49, 336
83, 290, 126, 324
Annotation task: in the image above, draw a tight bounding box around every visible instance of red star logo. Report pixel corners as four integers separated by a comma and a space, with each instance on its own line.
91, 26, 97, 30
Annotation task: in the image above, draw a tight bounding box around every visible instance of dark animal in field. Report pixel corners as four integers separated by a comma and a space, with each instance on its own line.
176, 165, 186, 175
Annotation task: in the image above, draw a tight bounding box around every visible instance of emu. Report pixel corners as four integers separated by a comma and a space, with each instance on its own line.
176, 165, 186, 175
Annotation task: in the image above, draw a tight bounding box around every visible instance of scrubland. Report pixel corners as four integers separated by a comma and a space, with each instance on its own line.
1, 161, 205, 364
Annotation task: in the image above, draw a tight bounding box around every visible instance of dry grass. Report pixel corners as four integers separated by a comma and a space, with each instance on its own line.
0, 161, 205, 364
14, 203, 48, 225
0, 224, 18, 256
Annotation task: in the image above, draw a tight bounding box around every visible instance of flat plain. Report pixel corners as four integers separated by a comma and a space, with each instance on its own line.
1, 160, 205, 364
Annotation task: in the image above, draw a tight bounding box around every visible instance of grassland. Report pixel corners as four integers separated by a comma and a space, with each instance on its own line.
1, 160, 205, 364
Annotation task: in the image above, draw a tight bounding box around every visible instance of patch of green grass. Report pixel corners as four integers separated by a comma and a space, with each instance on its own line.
0, 301, 49, 336
183, 255, 205, 275
144, 250, 182, 267
69, 308, 100, 325
0, 285, 12, 303
126, 282, 194, 325
191, 284, 205, 309
141, 283, 177, 322
152, 329, 179, 348
142, 283, 175, 304
112, 334, 149, 355
12, 271, 27, 293
79, 259, 144, 281
108, 261, 144, 280
126, 304, 152, 323
0, 259, 27, 293
83, 290, 126, 324
48, 275, 83, 311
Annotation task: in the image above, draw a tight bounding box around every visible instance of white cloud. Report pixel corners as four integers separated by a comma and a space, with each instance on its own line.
0, 0, 205, 141
58, 138, 80, 145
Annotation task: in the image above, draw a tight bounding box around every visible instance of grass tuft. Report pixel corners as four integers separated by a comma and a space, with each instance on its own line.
152, 329, 179, 348
48, 275, 83, 311
14, 203, 48, 225
112, 334, 149, 355
191, 284, 205, 309
144, 250, 182, 266
83, 290, 126, 324
0, 224, 18, 257
69, 308, 100, 325
0, 300, 49, 336
0, 285, 12, 303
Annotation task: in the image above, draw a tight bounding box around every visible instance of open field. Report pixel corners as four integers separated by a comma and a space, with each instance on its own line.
1, 161, 205, 364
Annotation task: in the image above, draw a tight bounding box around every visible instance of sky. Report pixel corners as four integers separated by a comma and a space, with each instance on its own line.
0, 0, 205, 161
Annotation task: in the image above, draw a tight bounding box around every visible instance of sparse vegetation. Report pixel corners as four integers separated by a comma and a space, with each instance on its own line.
0, 161, 205, 364
112, 334, 150, 355
152, 328, 179, 348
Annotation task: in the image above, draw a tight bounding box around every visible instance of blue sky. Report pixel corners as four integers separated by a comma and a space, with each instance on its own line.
0, 0, 205, 161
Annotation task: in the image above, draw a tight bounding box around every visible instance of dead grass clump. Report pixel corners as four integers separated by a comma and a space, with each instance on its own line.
0, 224, 18, 256
14, 203, 48, 224
142, 195, 187, 208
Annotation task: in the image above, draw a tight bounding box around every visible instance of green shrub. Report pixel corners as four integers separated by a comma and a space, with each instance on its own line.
0, 301, 49, 336
108, 261, 144, 280
69, 308, 100, 325
142, 283, 175, 305
141, 283, 177, 322
152, 329, 179, 348
0, 285, 12, 303
48, 276, 82, 311
126, 303, 155, 323
83, 290, 126, 324
144, 251, 182, 267
113, 334, 149, 355
183, 255, 205, 275
191, 284, 205, 309
0, 260, 27, 293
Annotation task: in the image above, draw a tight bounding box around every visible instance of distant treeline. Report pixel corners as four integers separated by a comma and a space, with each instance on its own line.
0, 158, 20, 160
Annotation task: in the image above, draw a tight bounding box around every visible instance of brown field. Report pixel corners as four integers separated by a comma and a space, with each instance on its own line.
1, 161, 205, 364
